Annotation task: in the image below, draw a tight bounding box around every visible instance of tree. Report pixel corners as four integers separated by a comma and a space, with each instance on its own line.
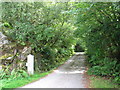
1, 2, 76, 71
74, 2, 120, 84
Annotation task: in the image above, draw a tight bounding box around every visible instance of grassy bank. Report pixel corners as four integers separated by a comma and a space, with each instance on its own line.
1, 71, 51, 89
89, 76, 120, 88
0, 54, 73, 89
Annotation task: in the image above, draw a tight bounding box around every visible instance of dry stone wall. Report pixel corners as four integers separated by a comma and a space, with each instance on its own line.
0, 32, 31, 71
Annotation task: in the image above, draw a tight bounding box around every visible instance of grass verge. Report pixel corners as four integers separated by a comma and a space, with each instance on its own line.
0, 55, 73, 89
1, 71, 51, 89
1, 57, 69, 89
89, 76, 120, 88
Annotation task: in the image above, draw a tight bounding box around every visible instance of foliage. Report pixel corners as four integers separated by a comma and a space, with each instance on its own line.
0, 54, 13, 60
74, 2, 120, 84
1, 72, 50, 88
1, 2, 76, 72
1, 2, 120, 85
90, 76, 120, 88
74, 39, 85, 52
0, 68, 28, 79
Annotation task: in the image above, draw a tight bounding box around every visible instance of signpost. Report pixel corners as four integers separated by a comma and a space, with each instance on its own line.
26, 54, 34, 75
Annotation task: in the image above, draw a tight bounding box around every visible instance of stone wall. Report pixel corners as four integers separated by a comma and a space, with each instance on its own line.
0, 32, 9, 70
0, 32, 31, 71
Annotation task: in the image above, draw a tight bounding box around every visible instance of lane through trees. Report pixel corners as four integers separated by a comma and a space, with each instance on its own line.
19, 52, 87, 88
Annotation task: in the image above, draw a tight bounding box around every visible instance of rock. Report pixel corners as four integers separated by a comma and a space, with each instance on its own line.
0, 32, 9, 70
0, 32, 9, 47
17, 47, 32, 61
6, 56, 14, 60
0, 32, 10, 57
0, 32, 32, 70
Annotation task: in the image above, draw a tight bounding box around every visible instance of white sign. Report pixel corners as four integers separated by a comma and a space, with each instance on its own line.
26, 54, 34, 75
0, 65, 2, 70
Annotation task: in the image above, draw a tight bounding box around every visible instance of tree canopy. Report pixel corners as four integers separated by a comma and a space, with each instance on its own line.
1, 2, 120, 84
74, 2, 120, 84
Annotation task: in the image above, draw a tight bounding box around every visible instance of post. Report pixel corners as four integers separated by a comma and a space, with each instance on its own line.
26, 54, 34, 75
0, 48, 2, 70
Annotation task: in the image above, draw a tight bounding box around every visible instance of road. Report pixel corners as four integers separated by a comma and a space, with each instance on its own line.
19, 52, 87, 88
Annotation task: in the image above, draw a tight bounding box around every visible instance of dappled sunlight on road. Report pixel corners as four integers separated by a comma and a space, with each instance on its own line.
54, 52, 86, 74
75, 52, 85, 55
20, 52, 87, 88
54, 69, 86, 74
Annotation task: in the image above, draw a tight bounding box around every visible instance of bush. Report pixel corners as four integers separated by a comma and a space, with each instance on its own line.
75, 2, 120, 84
0, 69, 28, 80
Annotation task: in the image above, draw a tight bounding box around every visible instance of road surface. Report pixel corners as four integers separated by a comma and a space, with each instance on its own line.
19, 52, 87, 88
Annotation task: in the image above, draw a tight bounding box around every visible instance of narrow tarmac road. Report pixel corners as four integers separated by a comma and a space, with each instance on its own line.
20, 52, 87, 88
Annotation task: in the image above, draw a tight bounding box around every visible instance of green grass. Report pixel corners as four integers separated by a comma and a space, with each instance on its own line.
1, 71, 51, 89
90, 76, 120, 88
0, 57, 69, 89
0, 55, 72, 90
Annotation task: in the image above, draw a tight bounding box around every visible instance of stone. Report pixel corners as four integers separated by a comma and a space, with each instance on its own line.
18, 46, 32, 61
0, 32, 9, 46
0, 32, 32, 71
0, 32, 9, 70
